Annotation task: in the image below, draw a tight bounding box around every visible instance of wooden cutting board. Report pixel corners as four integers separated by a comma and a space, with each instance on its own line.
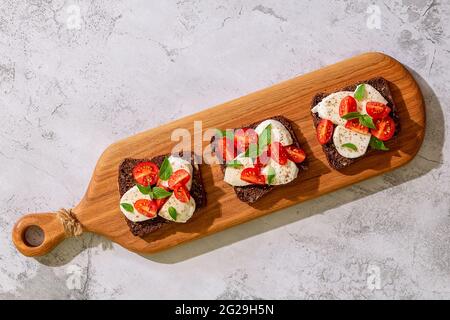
12, 52, 425, 257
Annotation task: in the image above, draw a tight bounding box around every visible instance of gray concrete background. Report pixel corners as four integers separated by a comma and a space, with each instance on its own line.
0, 0, 449, 299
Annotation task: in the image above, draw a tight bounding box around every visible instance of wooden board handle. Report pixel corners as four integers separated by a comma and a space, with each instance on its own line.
12, 212, 77, 257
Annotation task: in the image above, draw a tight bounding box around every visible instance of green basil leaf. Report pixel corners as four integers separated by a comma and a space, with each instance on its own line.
369, 136, 389, 151
216, 129, 226, 137
341, 143, 358, 151
341, 112, 362, 120
258, 124, 272, 154
359, 115, 376, 129
137, 184, 152, 195
120, 203, 134, 212
244, 143, 259, 158
168, 206, 177, 221
216, 129, 234, 140
267, 166, 276, 185
159, 157, 173, 181
354, 84, 365, 101
226, 160, 243, 168
153, 187, 172, 199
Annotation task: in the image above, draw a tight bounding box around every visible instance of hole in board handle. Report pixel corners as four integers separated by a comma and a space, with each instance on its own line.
23, 225, 45, 247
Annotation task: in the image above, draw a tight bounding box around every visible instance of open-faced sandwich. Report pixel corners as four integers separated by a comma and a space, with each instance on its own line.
311, 77, 399, 170
118, 152, 206, 237
213, 116, 307, 203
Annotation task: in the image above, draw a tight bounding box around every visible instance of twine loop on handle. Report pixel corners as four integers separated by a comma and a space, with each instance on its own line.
56, 208, 83, 237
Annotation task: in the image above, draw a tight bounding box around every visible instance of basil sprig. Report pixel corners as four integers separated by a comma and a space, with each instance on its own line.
341, 143, 358, 151
244, 124, 272, 158
341, 112, 376, 129
258, 124, 272, 151
216, 129, 234, 141
244, 143, 259, 158
369, 136, 389, 151
341, 112, 361, 120
137, 184, 152, 195
168, 207, 177, 221
137, 184, 172, 199
120, 203, 134, 212
152, 187, 172, 199
266, 167, 276, 185
359, 115, 376, 129
226, 160, 244, 168
159, 157, 173, 181
354, 84, 365, 101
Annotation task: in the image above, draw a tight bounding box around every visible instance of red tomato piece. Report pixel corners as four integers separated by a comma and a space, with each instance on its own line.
234, 128, 258, 154
345, 119, 369, 134
255, 146, 271, 167
284, 145, 306, 163
269, 142, 288, 165
174, 185, 190, 203
132, 162, 159, 187
168, 169, 191, 189
155, 198, 168, 210
216, 137, 235, 163
240, 167, 266, 185
366, 102, 391, 119
339, 96, 357, 117
134, 199, 158, 218
371, 116, 395, 141
316, 119, 334, 145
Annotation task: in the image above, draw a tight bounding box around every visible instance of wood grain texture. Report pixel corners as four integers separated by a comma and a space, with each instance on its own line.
12, 52, 426, 257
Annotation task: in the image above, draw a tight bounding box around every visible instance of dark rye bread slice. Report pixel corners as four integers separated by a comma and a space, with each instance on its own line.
311, 77, 400, 170
118, 152, 206, 237
214, 115, 307, 204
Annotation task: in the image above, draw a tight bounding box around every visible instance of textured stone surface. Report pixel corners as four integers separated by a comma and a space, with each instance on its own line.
1, 0, 449, 299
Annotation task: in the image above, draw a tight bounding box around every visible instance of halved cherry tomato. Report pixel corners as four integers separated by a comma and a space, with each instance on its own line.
155, 197, 168, 210
168, 169, 191, 189
316, 119, 334, 145
132, 162, 159, 187
234, 128, 258, 154
366, 102, 391, 119
339, 96, 357, 117
371, 116, 395, 141
216, 137, 235, 163
255, 146, 271, 167
174, 185, 190, 203
285, 145, 306, 163
345, 119, 369, 134
134, 199, 158, 218
240, 167, 266, 185
269, 142, 288, 165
